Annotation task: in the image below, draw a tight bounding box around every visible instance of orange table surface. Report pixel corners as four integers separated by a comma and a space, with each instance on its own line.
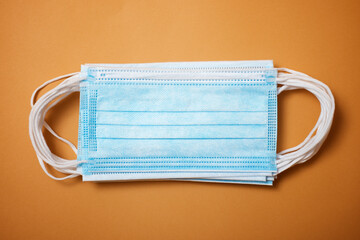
1, 0, 359, 239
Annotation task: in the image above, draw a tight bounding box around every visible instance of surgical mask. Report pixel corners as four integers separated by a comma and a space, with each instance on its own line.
29, 60, 335, 186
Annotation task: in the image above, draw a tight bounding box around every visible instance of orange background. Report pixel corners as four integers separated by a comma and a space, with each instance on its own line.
1, 0, 359, 239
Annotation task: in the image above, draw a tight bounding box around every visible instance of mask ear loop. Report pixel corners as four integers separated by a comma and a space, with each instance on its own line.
276, 68, 335, 174
29, 73, 87, 180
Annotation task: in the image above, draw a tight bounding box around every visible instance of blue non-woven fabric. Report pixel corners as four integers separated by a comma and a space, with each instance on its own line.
77, 61, 277, 184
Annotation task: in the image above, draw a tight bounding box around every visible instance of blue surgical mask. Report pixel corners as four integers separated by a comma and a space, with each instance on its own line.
29, 60, 335, 185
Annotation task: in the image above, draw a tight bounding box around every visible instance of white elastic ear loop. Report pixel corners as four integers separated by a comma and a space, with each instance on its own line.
276, 68, 335, 174
29, 73, 87, 180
